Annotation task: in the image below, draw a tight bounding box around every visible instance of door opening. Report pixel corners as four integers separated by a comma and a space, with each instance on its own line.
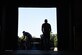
18, 7, 58, 51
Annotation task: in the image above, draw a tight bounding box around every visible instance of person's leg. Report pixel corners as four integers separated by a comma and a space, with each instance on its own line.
47, 39, 50, 50
43, 34, 48, 50
46, 35, 50, 50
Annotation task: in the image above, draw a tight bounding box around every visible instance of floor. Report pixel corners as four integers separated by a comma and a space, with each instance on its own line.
1, 50, 82, 55
1, 41, 81, 55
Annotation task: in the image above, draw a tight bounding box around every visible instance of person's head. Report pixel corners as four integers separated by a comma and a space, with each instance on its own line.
23, 31, 26, 36
44, 19, 48, 23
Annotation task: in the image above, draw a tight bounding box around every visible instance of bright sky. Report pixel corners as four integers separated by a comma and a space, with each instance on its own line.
18, 7, 57, 38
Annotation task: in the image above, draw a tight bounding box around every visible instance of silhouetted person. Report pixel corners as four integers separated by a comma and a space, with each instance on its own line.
22, 31, 32, 50
19, 31, 27, 49
41, 19, 51, 50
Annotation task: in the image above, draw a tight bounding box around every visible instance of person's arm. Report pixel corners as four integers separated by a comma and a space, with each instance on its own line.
22, 35, 25, 41
42, 24, 44, 33
49, 24, 51, 32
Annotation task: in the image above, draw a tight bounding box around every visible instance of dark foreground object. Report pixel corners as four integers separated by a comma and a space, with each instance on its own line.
1, 50, 82, 55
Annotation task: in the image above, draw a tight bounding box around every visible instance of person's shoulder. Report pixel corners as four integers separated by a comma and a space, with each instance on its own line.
47, 23, 50, 25
26, 32, 32, 35
47, 23, 51, 26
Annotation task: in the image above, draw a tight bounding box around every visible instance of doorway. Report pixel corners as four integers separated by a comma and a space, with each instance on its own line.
18, 7, 58, 51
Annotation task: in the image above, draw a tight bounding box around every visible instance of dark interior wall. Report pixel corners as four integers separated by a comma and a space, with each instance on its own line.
17, 0, 57, 7
4, 6, 18, 50
73, 0, 82, 51
0, 4, 2, 49
0, 1, 7, 50
57, 0, 73, 51
1, 0, 18, 50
